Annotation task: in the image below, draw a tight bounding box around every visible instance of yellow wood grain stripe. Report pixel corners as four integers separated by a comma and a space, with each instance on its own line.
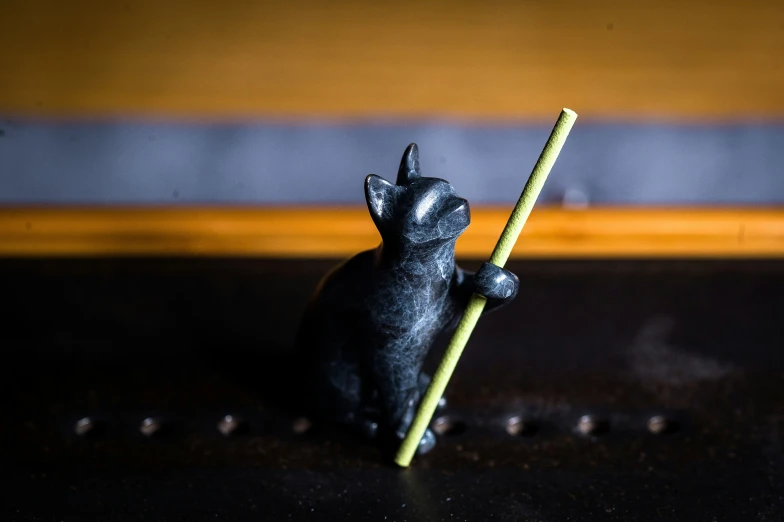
1, 207, 782, 258
1, 1, 782, 119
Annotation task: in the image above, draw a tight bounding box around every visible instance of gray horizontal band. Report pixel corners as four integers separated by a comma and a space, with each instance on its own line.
1, 119, 782, 205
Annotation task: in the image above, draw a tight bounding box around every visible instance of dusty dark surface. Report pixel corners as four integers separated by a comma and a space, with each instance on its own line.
1, 258, 783, 520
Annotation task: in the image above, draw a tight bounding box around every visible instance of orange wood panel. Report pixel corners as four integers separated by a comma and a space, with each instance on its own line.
0, 0, 782, 120
1, 207, 782, 258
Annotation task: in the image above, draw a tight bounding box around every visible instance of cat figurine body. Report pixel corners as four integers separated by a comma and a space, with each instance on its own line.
297, 143, 519, 456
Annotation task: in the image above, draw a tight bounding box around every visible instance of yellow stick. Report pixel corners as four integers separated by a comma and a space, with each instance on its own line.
394, 108, 578, 467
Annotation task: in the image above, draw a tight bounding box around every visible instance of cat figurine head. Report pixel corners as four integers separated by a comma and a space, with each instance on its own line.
364, 143, 470, 248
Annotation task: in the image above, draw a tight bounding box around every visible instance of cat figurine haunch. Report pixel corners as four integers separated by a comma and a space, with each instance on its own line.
297, 143, 519, 457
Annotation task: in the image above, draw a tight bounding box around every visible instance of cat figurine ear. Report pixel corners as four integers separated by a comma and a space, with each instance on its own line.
396, 143, 422, 186
364, 174, 399, 227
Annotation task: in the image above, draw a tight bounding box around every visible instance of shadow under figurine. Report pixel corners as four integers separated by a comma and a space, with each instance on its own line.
297, 143, 518, 457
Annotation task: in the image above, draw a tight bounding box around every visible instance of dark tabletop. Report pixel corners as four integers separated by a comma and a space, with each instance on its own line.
1, 258, 783, 521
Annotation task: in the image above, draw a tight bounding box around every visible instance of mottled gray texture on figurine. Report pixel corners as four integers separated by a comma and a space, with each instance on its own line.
297, 143, 519, 455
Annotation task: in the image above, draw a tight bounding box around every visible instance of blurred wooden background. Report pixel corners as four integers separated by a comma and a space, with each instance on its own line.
1, 0, 782, 120
1, 1, 783, 257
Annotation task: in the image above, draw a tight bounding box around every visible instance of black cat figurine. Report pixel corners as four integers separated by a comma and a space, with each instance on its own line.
297, 143, 519, 456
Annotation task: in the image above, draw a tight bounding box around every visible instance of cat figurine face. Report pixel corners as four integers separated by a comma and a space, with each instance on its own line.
297, 143, 519, 460
365, 145, 470, 248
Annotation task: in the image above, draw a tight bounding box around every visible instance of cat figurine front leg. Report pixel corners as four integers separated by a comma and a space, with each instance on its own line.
388, 262, 519, 453
296, 143, 518, 457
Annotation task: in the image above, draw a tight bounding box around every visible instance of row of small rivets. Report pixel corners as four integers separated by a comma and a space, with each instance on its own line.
75, 415, 248, 437
433, 414, 680, 437
73, 413, 680, 438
